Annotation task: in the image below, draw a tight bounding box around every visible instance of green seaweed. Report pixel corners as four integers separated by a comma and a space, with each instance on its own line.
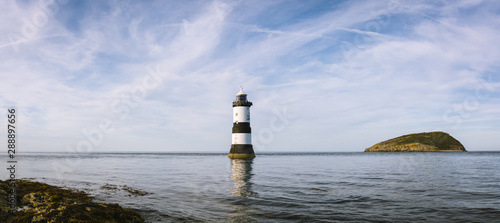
121, 185, 151, 197
0, 180, 144, 223
100, 183, 151, 197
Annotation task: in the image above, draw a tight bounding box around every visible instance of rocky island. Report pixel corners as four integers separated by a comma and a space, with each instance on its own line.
365, 131, 466, 152
0, 180, 144, 223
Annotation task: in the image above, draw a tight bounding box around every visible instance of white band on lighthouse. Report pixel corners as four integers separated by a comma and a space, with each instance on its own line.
233, 106, 250, 123
232, 133, 251, 144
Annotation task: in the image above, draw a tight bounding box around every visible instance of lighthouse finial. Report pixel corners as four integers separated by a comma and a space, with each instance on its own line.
237, 86, 245, 95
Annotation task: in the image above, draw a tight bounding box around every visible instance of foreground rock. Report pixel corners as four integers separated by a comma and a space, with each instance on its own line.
0, 180, 143, 223
365, 131, 466, 152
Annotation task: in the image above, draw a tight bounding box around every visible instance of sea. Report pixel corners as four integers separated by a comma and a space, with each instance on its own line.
3, 152, 500, 222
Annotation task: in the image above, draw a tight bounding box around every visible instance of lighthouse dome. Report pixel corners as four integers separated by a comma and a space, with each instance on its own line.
236, 86, 247, 101
233, 86, 252, 107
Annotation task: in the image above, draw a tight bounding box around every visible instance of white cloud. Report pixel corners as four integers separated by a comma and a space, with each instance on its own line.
0, 0, 498, 152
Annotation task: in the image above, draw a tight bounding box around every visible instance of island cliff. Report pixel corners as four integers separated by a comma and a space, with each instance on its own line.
364, 131, 466, 152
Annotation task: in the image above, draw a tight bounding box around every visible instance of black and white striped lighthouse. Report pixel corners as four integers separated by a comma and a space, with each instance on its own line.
228, 86, 256, 159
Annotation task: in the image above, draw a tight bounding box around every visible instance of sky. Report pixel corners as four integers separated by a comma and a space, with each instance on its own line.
1, 0, 499, 153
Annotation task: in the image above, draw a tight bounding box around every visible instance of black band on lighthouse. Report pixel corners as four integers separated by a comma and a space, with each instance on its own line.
233, 101, 253, 107
230, 144, 254, 154
232, 122, 251, 133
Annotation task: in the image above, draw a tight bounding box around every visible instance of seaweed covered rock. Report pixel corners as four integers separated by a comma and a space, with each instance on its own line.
0, 180, 144, 223
365, 131, 466, 152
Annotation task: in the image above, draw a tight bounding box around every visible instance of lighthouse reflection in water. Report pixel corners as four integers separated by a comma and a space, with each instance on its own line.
230, 159, 256, 197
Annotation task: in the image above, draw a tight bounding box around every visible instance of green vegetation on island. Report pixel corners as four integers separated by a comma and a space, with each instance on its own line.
0, 180, 144, 223
364, 131, 466, 152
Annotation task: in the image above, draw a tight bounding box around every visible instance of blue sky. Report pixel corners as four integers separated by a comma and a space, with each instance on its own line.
1, 0, 499, 152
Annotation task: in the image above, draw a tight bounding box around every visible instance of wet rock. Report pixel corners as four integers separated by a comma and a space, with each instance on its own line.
0, 180, 144, 223
101, 183, 151, 197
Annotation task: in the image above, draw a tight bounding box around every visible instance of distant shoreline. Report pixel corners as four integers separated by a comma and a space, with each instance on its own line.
365, 150, 467, 152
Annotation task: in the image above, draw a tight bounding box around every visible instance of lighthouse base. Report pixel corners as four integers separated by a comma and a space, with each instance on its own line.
228, 144, 255, 159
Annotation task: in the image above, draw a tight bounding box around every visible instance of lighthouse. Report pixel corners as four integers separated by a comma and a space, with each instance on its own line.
229, 86, 256, 159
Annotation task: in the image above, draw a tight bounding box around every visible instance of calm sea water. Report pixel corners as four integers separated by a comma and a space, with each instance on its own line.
3, 152, 500, 222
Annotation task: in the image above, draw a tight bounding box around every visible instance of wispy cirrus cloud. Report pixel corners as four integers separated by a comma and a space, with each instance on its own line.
0, 0, 498, 152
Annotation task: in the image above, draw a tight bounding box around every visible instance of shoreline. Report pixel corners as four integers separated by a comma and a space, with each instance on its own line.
0, 179, 144, 222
